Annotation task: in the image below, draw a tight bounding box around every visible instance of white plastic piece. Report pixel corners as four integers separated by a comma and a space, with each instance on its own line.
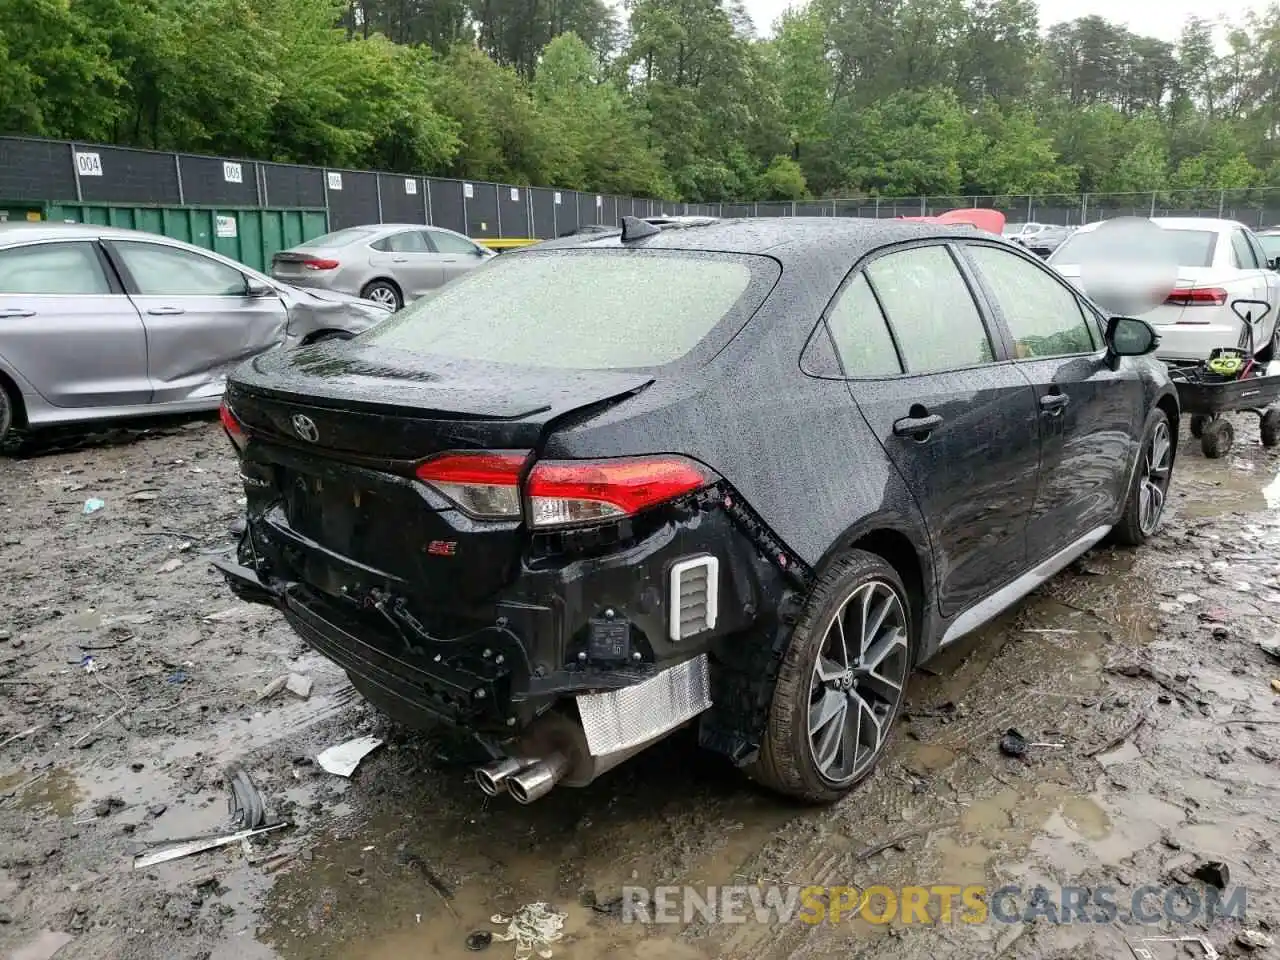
669, 554, 719, 641
316, 736, 383, 777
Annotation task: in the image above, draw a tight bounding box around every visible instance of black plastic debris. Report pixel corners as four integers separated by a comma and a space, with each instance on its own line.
465, 930, 493, 951
1192, 860, 1230, 889
225, 767, 265, 830
999, 728, 1029, 758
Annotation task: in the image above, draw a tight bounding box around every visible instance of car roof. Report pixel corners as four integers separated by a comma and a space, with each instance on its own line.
528, 216, 994, 263
0, 220, 259, 249
1073, 216, 1244, 235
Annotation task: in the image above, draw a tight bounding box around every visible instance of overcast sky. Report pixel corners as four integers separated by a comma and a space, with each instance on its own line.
737, 0, 1267, 40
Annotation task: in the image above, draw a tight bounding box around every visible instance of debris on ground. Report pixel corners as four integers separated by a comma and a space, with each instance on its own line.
257, 676, 288, 701
998, 729, 1028, 758
285, 673, 313, 699
226, 766, 266, 830
490, 902, 567, 960
1260, 636, 1280, 660
1271, 679, 1280, 695
132, 822, 289, 869
466, 930, 494, 951
317, 736, 383, 777
81, 499, 105, 515
1237, 929, 1275, 950
1191, 860, 1231, 889
1125, 936, 1220, 959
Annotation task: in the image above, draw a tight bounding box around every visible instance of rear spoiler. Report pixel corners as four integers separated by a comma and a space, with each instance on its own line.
897, 208, 1005, 235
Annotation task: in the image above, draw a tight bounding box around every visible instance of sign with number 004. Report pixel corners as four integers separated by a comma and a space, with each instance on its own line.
75, 152, 103, 177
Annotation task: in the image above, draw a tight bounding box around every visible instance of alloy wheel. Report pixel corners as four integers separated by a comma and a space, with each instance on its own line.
1139, 420, 1172, 535
807, 580, 910, 785
368, 286, 398, 308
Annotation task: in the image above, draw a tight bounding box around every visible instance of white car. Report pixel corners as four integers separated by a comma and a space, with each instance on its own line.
1049, 217, 1280, 363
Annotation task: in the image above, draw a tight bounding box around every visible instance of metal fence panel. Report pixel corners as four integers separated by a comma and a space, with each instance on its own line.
463, 182, 499, 238
378, 173, 427, 224
601, 196, 618, 226
178, 155, 259, 206
77, 145, 180, 204
324, 169, 379, 228
529, 187, 557, 238
0, 138, 77, 203
428, 179, 465, 233
498, 184, 531, 237
262, 163, 325, 210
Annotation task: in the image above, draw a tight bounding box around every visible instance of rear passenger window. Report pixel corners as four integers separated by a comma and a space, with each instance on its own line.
967, 245, 1097, 358
825, 273, 902, 377
864, 246, 993, 373
1231, 230, 1259, 269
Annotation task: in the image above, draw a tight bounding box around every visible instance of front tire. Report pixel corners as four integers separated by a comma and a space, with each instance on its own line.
1113, 410, 1173, 546
0, 385, 12, 447
1261, 408, 1280, 448
746, 550, 914, 803
360, 279, 402, 311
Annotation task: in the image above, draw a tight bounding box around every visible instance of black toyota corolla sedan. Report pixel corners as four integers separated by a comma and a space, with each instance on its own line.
215, 216, 1177, 805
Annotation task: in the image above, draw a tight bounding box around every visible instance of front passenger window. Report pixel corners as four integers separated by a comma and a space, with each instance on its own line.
864, 245, 994, 373
113, 242, 248, 296
967, 245, 1097, 358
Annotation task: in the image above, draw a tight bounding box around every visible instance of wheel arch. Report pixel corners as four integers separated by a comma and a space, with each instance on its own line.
361, 276, 402, 298
0, 367, 28, 429
815, 514, 936, 661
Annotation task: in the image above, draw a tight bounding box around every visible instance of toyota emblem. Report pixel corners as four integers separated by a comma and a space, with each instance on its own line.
291, 414, 319, 443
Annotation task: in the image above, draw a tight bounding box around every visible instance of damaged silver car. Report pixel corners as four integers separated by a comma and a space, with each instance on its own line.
0, 223, 391, 445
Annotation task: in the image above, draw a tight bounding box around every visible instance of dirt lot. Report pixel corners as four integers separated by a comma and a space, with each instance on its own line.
2, 413, 1279, 960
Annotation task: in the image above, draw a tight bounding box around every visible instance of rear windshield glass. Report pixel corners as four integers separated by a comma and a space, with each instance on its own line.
1053, 227, 1217, 268
298, 228, 377, 249
360, 250, 771, 369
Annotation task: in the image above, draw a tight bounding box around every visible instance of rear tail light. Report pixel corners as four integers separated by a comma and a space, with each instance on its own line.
414, 452, 717, 527
219, 400, 246, 453
526, 456, 716, 528
415, 451, 527, 519
1165, 287, 1227, 306
302, 258, 340, 271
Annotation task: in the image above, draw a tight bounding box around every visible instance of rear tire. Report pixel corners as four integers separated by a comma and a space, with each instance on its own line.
1201, 418, 1234, 459
1261, 408, 1280, 448
1113, 410, 1173, 546
360, 279, 402, 311
0, 385, 12, 447
746, 550, 914, 803
1189, 414, 1210, 439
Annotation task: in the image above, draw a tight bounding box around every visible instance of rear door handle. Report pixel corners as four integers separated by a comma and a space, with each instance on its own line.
893, 414, 943, 438
1040, 393, 1069, 413
146, 306, 185, 316
391, 257, 408, 263
0, 309, 35, 318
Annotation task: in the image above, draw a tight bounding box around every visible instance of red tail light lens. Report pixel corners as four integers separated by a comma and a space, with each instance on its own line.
1165, 287, 1227, 306
219, 400, 246, 453
415, 451, 527, 519
302, 258, 340, 271
527, 455, 716, 528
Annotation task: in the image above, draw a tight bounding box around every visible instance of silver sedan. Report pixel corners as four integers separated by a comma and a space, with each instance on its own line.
0, 222, 391, 446
270, 224, 496, 309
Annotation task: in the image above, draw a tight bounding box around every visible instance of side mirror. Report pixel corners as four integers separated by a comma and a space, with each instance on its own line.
246, 278, 275, 298
1105, 316, 1159, 365
1270, 257, 1280, 272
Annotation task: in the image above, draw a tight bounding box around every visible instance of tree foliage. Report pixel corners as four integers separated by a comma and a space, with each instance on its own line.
1, 0, 1278, 202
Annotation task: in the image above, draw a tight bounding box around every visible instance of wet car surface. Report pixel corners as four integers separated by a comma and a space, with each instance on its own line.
2, 414, 1279, 959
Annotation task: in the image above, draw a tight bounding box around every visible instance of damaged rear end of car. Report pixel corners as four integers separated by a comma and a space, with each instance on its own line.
214, 242, 799, 803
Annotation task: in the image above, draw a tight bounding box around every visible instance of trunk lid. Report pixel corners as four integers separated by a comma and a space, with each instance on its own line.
1052, 263, 1237, 326
227, 344, 653, 604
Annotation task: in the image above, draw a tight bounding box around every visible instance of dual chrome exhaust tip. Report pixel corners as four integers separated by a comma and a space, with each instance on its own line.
475, 752, 570, 804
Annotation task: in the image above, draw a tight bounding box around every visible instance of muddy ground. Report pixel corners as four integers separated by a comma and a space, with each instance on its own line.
1, 413, 1279, 960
